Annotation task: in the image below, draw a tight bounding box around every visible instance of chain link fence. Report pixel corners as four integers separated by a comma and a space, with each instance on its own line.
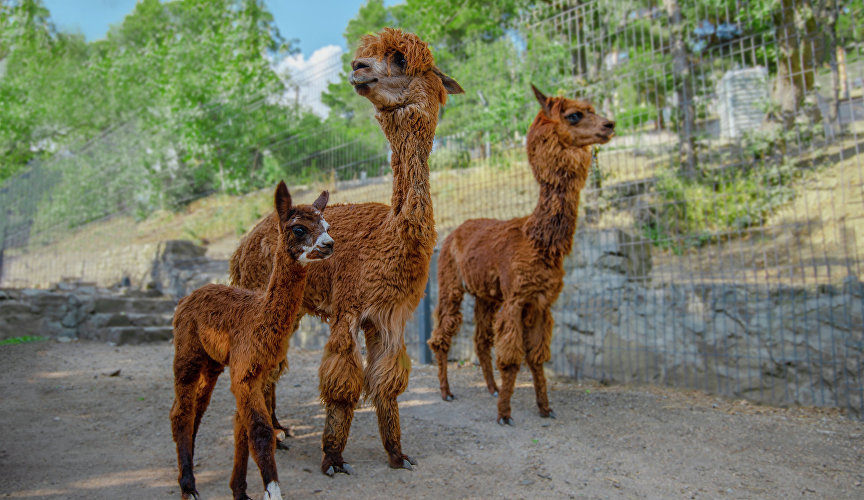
2, 0, 862, 415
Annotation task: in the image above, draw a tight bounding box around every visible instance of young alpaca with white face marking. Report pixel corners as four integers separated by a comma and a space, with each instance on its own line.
170, 182, 332, 500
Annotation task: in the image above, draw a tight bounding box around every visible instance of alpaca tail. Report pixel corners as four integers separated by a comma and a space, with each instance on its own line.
428, 237, 464, 355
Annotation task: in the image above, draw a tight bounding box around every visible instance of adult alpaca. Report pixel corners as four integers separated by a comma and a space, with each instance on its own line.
171, 183, 332, 500
230, 28, 463, 475
427, 86, 614, 425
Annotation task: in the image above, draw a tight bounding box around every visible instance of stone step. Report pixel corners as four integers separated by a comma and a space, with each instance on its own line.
89, 312, 174, 328
93, 296, 177, 315
0, 301, 34, 316
103, 326, 174, 346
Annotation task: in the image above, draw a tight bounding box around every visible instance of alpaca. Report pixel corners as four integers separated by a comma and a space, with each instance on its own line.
230, 28, 463, 476
170, 182, 332, 500
427, 85, 615, 425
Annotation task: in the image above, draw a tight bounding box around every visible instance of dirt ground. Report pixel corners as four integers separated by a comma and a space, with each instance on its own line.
1, 340, 862, 500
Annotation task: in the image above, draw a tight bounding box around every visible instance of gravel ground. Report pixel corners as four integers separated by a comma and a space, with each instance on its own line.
0, 340, 862, 499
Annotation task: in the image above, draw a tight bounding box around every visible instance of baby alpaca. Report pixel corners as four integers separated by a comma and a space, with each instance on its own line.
170, 182, 332, 500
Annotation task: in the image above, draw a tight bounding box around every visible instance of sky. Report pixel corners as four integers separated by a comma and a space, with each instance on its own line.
42, 0, 391, 58
42, 0, 399, 117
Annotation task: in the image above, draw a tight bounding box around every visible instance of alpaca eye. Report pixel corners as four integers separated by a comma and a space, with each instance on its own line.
393, 51, 407, 68
292, 227, 306, 238
566, 112, 584, 124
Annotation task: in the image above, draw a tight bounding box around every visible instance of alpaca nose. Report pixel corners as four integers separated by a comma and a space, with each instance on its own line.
350, 59, 377, 87
604, 120, 615, 130
318, 234, 334, 255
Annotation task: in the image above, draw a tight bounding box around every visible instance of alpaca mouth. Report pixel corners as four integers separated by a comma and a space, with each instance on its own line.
306, 246, 334, 261
354, 83, 373, 95
596, 132, 614, 143
350, 75, 378, 95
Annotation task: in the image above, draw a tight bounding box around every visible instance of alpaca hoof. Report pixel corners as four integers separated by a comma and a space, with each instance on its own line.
491, 391, 498, 397
324, 463, 354, 477
444, 394, 455, 402
541, 409, 557, 419
401, 459, 414, 471
263, 481, 283, 500
274, 429, 286, 441
181, 492, 199, 500
497, 417, 515, 426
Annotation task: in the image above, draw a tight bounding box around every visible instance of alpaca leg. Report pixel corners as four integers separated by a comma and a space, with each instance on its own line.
192, 360, 224, 441
427, 244, 464, 401
269, 314, 301, 444
365, 322, 416, 470
319, 315, 363, 476
229, 411, 251, 500
264, 360, 291, 448
232, 377, 280, 498
494, 299, 526, 425
474, 298, 500, 397
525, 306, 555, 418
170, 357, 205, 499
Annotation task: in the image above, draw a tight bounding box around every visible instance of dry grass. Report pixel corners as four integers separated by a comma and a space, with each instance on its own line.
3, 144, 862, 288
651, 150, 864, 286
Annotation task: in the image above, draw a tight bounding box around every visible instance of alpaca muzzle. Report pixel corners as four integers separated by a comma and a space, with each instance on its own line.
305, 233, 334, 261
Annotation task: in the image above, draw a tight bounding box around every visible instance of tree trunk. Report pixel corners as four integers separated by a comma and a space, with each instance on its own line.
772, 0, 820, 128
664, 0, 696, 178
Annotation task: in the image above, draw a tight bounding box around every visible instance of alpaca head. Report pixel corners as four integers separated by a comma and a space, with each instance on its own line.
273, 181, 334, 264
349, 27, 464, 112
530, 84, 615, 148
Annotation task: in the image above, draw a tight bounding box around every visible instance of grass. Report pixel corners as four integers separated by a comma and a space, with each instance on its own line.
0, 336, 47, 346
2, 132, 862, 288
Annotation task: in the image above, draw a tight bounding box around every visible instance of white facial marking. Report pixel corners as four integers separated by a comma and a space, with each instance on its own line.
264, 481, 283, 500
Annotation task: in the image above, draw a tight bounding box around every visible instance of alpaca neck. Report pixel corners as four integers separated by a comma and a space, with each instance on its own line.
523, 136, 593, 259
263, 240, 308, 328
377, 102, 437, 246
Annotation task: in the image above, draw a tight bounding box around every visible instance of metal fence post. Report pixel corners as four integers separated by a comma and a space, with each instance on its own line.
417, 248, 437, 364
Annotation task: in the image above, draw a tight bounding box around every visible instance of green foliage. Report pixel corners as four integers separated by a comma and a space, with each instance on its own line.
0, 335, 46, 345
644, 155, 798, 252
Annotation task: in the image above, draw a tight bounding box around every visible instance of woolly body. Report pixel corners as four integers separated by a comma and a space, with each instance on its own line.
229, 28, 463, 474
428, 87, 614, 423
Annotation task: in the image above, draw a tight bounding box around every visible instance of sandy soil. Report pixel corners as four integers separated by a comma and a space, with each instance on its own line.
1, 340, 862, 500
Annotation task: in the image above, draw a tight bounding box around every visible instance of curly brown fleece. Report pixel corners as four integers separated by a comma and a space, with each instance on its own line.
427, 86, 615, 424
229, 28, 463, 475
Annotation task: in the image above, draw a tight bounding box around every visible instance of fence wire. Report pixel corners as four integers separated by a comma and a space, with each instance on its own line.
1, 0, 863, 416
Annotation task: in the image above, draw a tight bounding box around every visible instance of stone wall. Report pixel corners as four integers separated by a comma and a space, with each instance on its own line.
400, 229, 864, 415
2, 234, 861, 415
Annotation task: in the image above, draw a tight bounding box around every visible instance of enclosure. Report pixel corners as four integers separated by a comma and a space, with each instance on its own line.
1, 0, 863, 419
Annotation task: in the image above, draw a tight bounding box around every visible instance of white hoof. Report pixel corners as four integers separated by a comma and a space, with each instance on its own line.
274, 429, 286, 441
263, 481, 283, 500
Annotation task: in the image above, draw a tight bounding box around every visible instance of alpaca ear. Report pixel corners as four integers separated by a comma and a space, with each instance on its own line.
531, 84, 552, 118
433, 66, 464, 95
274, 180, 293, 224
312, 190, 329, 212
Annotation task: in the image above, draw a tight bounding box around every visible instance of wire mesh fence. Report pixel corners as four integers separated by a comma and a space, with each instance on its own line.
1, 0, 863, 415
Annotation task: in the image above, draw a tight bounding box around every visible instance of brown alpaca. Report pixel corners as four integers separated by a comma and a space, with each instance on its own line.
230, 28, 463, 475
170, 182, 332, 500
427, 86, 615, 425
